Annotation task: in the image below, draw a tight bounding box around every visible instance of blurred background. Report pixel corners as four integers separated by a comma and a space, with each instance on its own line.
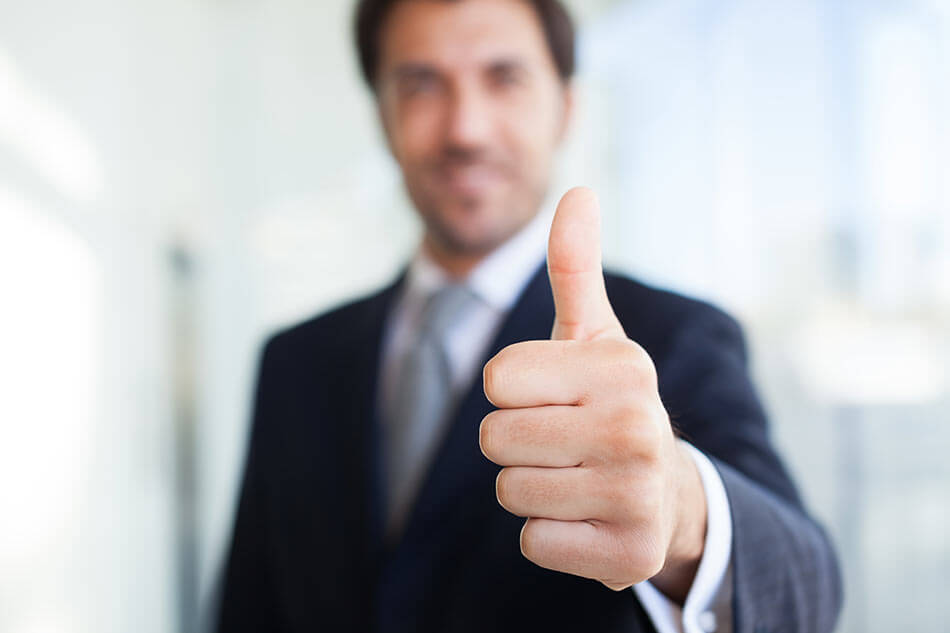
1, 0, 948, 631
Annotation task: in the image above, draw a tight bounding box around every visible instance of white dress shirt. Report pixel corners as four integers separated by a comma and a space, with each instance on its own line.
379, 209, 734, 633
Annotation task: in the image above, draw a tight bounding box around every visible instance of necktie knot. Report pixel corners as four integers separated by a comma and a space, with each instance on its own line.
417, 281, 476, 347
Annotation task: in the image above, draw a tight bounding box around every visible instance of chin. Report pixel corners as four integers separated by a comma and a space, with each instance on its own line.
436, 224, 504, 256
429, 211, 513, 256
414, 187, 533, 256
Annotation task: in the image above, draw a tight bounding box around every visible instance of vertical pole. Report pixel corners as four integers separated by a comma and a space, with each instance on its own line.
170, 239, 199, 633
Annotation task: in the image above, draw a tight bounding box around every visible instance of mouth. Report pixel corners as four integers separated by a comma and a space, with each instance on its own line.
437, 162, 506, 197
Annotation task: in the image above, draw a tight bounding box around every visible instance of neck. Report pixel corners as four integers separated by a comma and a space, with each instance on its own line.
422, 233, 488, 280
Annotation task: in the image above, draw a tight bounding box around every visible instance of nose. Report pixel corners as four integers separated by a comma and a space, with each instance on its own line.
444, 82, 493, 150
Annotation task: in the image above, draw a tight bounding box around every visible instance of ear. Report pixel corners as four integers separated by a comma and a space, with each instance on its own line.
555, 80, 575, 146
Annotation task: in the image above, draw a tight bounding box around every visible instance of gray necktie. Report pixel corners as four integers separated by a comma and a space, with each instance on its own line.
385, 282, 477, 543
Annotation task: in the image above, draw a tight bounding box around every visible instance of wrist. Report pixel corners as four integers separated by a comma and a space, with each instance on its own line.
650, 440, 708, 604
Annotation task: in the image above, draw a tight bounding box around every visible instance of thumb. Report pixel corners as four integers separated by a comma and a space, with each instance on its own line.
547, 187, 624, 341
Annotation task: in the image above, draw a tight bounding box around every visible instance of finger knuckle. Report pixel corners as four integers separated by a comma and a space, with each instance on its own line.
610, 413, 666, 463
608, 415, 651, 460
636, 418, 666, 455
611, 422, 640, 461
613, 340, 657, 390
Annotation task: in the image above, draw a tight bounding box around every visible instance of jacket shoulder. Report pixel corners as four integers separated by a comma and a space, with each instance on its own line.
259, 279, 399, 369
603, 271, 744, 355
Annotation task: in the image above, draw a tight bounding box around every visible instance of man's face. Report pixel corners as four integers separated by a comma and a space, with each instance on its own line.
376, 0, 572, 257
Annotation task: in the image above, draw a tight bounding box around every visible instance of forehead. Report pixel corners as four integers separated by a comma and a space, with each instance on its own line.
379, 0, 555, 75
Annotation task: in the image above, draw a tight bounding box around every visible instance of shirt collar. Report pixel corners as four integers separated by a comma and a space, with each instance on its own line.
405, 207, 552, 313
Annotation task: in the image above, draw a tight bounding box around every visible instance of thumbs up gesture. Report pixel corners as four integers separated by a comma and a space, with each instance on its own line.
480, 188, 708, 600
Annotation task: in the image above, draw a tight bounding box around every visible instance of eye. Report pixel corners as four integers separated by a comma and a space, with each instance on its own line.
487, 62, 525, 89
397, 70, 442, 98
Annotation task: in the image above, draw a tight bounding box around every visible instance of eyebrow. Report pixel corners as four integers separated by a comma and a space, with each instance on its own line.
387, 56, 533, 82
389, 62, 441, 81
486, 58, 530, 77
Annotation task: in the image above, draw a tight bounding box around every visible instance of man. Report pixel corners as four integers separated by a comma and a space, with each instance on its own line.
215, 1, 843, 631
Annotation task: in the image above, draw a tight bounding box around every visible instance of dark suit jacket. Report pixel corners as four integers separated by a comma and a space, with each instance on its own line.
215, 263, 843, 633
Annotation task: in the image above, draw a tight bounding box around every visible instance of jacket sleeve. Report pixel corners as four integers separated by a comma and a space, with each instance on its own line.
215, 336, 291, 633
660, 305, 843, 633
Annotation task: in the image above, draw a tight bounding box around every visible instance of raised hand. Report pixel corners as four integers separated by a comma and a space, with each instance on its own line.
479, 187, 707, 600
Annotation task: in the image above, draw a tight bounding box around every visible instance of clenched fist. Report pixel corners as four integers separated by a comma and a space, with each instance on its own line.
479, 187, 708, 602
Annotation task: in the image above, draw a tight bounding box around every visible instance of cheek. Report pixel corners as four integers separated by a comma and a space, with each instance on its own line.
502, 98, 561, 169
391, 102, 445, 164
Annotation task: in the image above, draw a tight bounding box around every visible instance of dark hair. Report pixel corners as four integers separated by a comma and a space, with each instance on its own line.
354, 0, 575, 89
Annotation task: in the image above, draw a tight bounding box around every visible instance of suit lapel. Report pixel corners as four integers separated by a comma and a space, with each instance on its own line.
336, 269, 407, 581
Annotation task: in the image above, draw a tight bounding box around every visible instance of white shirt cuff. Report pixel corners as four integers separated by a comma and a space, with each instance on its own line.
631, 441, 733, 633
